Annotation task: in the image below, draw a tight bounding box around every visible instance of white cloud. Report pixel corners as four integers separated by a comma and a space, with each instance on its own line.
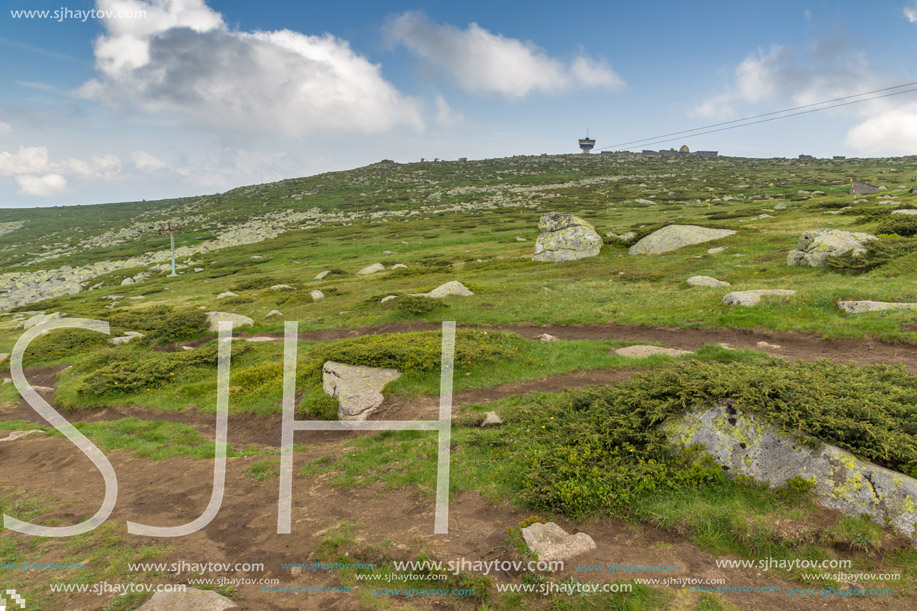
15, 174, 67, 196
0, 122, 11, 139
78, 0, 424, 136
906, 1, 917, 23
433, 95, 463, 127
386, 11, 623, 98
845, 102, 917, 154
0, 146, 50, 176
132, 150, 167, 172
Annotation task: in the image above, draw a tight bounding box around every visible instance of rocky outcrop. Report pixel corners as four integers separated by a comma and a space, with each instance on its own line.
665, 404, 917, 545
322, 361, 402, 421
787, 229, 876, 267
138, 589, 237, 610
206, 312, 254, 332
628, 225, 735, 255
837, 300, 917, 314
686, 276, 730, 288
532, 213, 602, 262
426, 281, 473, 298
722, 289, 795, 306
521, 522, 596, 562
18, 312, 63, 330
357, 263, 386, 275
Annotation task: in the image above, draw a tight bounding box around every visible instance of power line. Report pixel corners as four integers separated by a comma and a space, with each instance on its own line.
600, 81, 917, 151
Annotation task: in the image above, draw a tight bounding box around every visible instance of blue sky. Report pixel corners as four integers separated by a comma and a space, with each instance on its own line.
2, 0, 917, 207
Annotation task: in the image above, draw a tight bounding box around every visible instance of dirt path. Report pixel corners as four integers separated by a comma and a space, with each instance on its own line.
0, 435, 896, 611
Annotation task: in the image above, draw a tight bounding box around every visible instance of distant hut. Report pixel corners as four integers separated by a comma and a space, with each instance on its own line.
850, 180, 879, 195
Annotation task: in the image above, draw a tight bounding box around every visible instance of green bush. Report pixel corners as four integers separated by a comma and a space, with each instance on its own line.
231, 276, 280, 291
513, 359, 917, 519
392, 295, 447, 316
23, 328, 108, 364
106, 306, 209, 343
303, 394, 340, 420
825, 237, 917, 273
877, 215, 917, 237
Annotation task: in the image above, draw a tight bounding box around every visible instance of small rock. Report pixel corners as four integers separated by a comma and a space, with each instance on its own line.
722, 289, 796, 306
310, 290, 324, 302
271, 284, 294, 291
323, 361, 402, 421
425, 281, 474, 298
265, 310, 284, 318
206, 312, 254, 331
774, 203, 787, 210
314, 270, 331, 281
121, 277, 135, 286
521, 522, 596, 563
3, 378, 11, 384
217, 291, 239, 299
707, 247, 727, 254
615, 345, 692, 358
0, 430, 46, 443
103, 295, 124, 301
390, 263, 407, 270
0, 353, 8, 364
194, 267, 204, 272
138, 589, 238, 610
515, 236, 527, 242
357, 263, 385, 275
756, 341, 782, 350
481, 411, 503, 427
536, 333, 558, 342
686, 276, 730, 288
837, 300, 917, 314
380, 295, 397, 303
251, 255, 263, 259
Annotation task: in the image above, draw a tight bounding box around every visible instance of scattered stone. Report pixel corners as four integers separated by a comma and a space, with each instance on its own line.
521, 522, 596, 563
2, 378, 11, 384
182, 346, 195, 351
271, 284, 293, 291
314, 270, 331, 281
265, 310, 283, 318
121, 277, 135, 286
383, 250, 394, 254
515, 236, 527, 242
194, 267, 204, 272
103, 295, 124, 301
380, 295, 397, 303
322, 361, 402, 421
635, 198, 657, 205
628, 225, 736, 255
0, 430, 46, 443
722, 289, 796, 307
390, 264, 408, 271
837, 301, 917, 314
481, 411, 504, 427
310, 290, 324, 302
606, 231, 636, 241
615, 345, 692, 358
18, 312, 63, 330
206, 312, 254, 332
891, 209, 917, 216
665, 404, 917, 545
686, 276, 730, 288
356, 263, 385, 275
532, 213, 603, 262
0, 353, 7, 364
251, 255, 263, 259
138, 589, 238, 610
536, 333, 558, 342
774, 202, 787, 210
30, 385, 55, 393
787, 229, 877, 267
756, 341, 782, 350
217, 291, 239, 299
109, 331, 145, 345
425, 281, 474, 298
707, 246, 727, 254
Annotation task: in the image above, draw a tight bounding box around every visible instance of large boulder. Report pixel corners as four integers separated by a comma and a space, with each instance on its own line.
426, 281, 473, 298
532, 213, 602, 262
357, 263, 385, 275
206, 312, 254, 332
18, 312, 63, 330
686, 276, 730, 288
322, 361, 402, 421
628, 225, 736, 255
787, 229, 876, 267
521, 522, 596, 562
665, 404, 917, 545
139, 589, 237, 610
837, 300, 917, 314
722, 289, 795, 307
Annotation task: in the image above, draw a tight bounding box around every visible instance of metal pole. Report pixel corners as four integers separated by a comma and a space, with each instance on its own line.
170, 231, 176, 276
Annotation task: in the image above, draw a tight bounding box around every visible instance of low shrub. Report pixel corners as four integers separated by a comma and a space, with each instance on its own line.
825, 237, 917, 273
877, 215, 917, 237
23, 328, 108, 364
106, 306, 209, 343
392, 295, 447, 316
303, 394, 340, 420
231, 276, 280, 291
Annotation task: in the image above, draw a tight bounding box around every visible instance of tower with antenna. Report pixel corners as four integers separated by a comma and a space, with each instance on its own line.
158, 221, 182, 277
578, 130, 595, 154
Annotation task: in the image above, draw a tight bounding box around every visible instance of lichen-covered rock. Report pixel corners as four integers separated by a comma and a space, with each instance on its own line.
532, 213, 602, 262
481, 411, 503, 427
891, 209, 917, 216
310, 290, 324, 302
722, 289, 795, 306
615, 345, 692, 358
686, 276, 730, 288
357, 263, 385, 275
322, 361, 402, 421
18, 312, 63, 330
628, 225, 735, 255
665, 404, 917, 545
837, 300, 917, 314
206, 312, 254, 331
426, 281, 473, 298
138, 589, 237, 610
521, 522, 596, 562
217, 291, 238, 299
787, 229, 876, 267
271, 284, 293, 291
314, 270, 331, 280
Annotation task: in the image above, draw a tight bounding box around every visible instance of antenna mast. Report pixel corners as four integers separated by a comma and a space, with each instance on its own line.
157, 222, 182, 277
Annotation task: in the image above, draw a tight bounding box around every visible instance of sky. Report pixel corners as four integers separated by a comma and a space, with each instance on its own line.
2, 0, 917, 207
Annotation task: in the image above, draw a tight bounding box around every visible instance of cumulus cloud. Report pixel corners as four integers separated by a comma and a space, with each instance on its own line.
15, 174, 67, 197
845, 102, 917, 153
78, 0, 424, 136
0, 122, 11, 139
433, 95, 463, 127
132, 150, 167, 172
386, 11, 623, 98
906, 1, 917, 23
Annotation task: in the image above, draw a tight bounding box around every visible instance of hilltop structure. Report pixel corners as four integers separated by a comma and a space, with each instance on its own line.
578, 133, 596, 154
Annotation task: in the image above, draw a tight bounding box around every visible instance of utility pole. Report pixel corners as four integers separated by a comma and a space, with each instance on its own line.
157, 222, 182, 277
